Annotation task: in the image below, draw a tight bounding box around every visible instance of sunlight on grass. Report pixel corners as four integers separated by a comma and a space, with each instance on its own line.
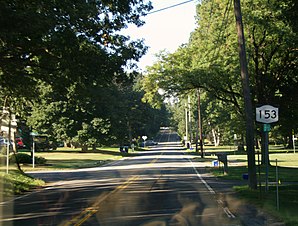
0, 170, 45, 196
0, 146, 129, 172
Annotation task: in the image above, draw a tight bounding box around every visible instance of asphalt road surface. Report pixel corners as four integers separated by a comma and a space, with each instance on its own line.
0, 129, 280, 226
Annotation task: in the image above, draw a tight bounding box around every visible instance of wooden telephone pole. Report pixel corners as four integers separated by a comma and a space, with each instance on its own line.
233, 0, 257, 189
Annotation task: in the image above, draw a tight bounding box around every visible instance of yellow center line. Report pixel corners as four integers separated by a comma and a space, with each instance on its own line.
62, 153, 163, 226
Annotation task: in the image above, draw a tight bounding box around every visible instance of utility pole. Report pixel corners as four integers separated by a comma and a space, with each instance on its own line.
188, 95, 192, 149
233, 0, 257, 189
185, 103, 188, 148
196, 89, 204, 157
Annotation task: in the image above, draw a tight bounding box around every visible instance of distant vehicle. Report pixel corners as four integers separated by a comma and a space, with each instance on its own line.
33, 135, 50, 151
140, 140, 158, 147
0, 137, 13, 146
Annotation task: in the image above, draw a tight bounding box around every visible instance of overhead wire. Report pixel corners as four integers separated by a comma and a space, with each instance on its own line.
147, 0, 195, 15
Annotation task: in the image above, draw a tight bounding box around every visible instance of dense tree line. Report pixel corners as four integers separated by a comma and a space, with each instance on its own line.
0, 1, 168, 150
142, 0, 298, 149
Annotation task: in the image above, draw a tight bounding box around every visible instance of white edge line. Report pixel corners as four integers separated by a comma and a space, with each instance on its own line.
187, 156, 237, 219
187, 157, 216, 194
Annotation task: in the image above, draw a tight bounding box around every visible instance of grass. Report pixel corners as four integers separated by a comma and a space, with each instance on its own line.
201, 145, 298, 226
0, 170, 45, 197
234, 185, 298, 226
227, 153, 298, 168
0, 146, 137, 197
1, 146, 138, 171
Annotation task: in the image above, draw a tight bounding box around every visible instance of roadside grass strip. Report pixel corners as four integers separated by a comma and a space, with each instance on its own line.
0, 170, 45, 196
210, 164, 298, 226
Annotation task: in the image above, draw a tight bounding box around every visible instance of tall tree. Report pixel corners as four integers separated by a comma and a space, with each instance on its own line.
0, 0, 152, 123
141, 0, 298, 189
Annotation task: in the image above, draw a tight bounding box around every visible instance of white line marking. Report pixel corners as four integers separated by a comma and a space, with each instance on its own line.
223, 207, 236, 218
187, 158, 216, 194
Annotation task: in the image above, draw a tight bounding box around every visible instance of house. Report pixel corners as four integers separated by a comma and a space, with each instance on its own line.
0, 108, 17, 151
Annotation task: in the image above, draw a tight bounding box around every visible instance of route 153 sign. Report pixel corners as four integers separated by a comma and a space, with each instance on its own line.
256, 105, 279, 124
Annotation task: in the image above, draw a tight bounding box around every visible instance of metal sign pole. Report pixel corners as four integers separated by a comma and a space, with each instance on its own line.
293, 132, 296, 154
6, 143, 9, 174
256, 105, 278, 192
276, 159, 279, 211
32, 140, 35, 168
264, 125, 269, 192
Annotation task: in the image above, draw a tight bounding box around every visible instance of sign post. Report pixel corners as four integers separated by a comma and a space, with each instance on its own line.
293, 130, 296, 154
6, 142, 10, 174
263, 123, 270, 191
30, 132, 38, 168
256, 105, 278, 191
142, 136, 147, 148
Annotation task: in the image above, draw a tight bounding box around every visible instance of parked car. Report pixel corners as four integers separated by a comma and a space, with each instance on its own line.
140, 140, 158, 147
33, 135, 50, 151
15, 137, 26, 149
0, 137, 13, 146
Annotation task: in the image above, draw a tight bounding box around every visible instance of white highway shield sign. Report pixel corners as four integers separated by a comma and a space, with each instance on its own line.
256, 105, 279, 124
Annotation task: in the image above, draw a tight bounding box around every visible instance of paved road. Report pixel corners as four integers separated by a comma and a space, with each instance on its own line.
0, 130, 280, 226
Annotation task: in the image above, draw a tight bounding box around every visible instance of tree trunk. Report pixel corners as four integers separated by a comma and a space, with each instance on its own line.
81, 144, 88, 152
287, 131, 294, 149
127, 120, 132, 145
212, 129, 220, 146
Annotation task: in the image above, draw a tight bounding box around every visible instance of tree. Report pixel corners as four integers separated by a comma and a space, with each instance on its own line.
0, 0, 153, 127
0, 1, 156, 153
141, 0, 298, 189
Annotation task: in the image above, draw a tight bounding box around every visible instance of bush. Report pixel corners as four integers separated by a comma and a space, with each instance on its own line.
10, 153, 31, 163
9, 153, 47, 164
35, 156, 47, 164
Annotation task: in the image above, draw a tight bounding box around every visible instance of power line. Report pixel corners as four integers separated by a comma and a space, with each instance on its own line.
147, 0, 195, 15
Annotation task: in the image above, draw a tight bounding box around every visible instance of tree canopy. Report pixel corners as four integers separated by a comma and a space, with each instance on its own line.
1, 1, 172, 149
142, 0, 298, 147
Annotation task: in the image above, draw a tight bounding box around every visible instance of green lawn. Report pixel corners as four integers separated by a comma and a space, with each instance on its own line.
202, 145, 298, 226
1, 147, 137, 172
226, 153, 298, 168
234, 185, 298, 226
0, 146, 136, 196
0, 170, 45, 197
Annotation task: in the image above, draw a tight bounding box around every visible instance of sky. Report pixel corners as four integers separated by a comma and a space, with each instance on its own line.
122, 0, 198, 71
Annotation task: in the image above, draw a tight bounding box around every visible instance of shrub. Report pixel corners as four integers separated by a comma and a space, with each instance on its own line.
9, 153, 47, 164
35, 156, 47, 164
10, 153, 32, 163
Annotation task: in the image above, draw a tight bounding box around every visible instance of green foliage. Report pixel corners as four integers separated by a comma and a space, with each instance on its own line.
141, 0, 298, 146
0, 170, 45, 195
0, 1, 165, 151
234, 185, 298, 226
9, 153, 47, 165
